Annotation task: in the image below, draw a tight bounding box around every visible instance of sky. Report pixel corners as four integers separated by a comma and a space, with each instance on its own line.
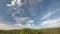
0, 0, 60, 30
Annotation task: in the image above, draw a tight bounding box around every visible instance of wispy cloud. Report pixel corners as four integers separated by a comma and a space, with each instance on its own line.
6, 0, 38, 29
40, 12, 54, 20
6, 0, 22, 7
40, 1, 60, 20
14, 17, 37, 29
5, 0, 60, 30
14, 17, 34, 23
14, 23, 36, 29
0, 17, 17, 30
40, 18, 60, 28
40, 7, 60, 20
0, 23, 16, 30
0, 17, 37, 30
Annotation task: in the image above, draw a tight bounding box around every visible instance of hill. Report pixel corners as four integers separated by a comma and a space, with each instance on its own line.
0, 27, 60, 34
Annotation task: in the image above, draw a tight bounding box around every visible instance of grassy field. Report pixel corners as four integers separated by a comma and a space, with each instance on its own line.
0, 27, 60, 34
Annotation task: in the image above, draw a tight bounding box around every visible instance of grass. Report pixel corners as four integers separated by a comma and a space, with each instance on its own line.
0, 27, 60, 34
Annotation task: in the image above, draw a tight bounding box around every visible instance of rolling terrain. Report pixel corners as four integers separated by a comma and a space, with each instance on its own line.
0, 27, 60, 34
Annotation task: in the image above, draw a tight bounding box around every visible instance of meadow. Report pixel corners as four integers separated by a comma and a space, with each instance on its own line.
0, 27, 60, 34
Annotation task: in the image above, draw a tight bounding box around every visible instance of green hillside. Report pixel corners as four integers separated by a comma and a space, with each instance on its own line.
0, 27, 60, 34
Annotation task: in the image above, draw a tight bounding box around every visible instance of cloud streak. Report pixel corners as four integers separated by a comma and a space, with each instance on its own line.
0, 17, 37, 30
5, 0, 60, 30
40, 1, 60, 20
6, 0, 41, 29
40, 12, 54, 20
40, 18, 60, 28
14, 17, 37, 29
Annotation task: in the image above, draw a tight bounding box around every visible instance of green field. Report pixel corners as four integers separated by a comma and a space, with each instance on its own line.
0, 27, 60, 34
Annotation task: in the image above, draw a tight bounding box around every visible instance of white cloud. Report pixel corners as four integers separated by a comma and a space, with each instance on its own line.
0, 21, 36, 30
25, 23, 36, 29
14, 17, 34, 23
40, 1, 60, 20
0, 23, 19, 30
40, 7, 60, 20
40, 12, 54, 20
14, 22, 37, 29
5, 0, 60, 30
0, 17, 21, 30
14, 17, 37, 29
1, 17, 60, 30
6, 0, 22, 7
6, 0, 37, 29
40, 18, 60, 28
28, 19, 34, 23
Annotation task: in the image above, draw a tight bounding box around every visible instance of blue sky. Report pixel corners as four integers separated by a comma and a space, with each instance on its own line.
0, 0, 60, 30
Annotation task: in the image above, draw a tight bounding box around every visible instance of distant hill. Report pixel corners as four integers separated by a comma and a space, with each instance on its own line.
0, 27, 60, 34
